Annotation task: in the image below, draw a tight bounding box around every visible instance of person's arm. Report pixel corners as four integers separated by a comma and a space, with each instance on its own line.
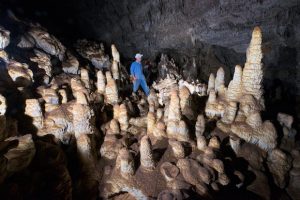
130, 63, 136, 82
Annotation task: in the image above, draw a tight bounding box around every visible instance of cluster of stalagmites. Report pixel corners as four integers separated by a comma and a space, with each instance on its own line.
0, 18, 129, 199
1, 17, 299, 200
203, 26, 300, 200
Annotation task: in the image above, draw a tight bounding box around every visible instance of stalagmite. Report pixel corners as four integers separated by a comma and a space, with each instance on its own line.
105, 71, 118, 104
215, 67, 225, 93
118, 148, 135, 178
153, 121, 166, 139
169, 139, 185, 159
179, 86, 194, 120
167, 89, 181, 122
205, 90, 225, 118
147, 90, 159, 111
195, 114, 205, 138
72, 92, 96, 138
70, 78, 90, 102
140, 135, 155, 171
118, 104, 129, 132
109, 119, 120, 135
111, 44, 120, 63
147, 112, 156, 135
226, 65, 242, 102
242, 27, 264, 108
100, 135, 123, 160
97, 70, 106, 94
111, 60, 119, 80
231, 112, 277, 151
207, 73, 215, 95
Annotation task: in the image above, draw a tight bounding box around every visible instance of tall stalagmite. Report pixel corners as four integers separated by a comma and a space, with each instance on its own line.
242, 27, 264, 108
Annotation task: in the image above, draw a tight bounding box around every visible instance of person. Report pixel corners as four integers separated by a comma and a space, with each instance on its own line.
130, 53, 150, 96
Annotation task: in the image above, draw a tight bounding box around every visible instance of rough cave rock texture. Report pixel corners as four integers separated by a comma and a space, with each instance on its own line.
1, 0, 299, 92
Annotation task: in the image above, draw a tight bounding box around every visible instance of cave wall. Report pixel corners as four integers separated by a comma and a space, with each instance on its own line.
1, 0, 300, 95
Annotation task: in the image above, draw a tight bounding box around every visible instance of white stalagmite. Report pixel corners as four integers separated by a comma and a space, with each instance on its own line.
111, 60, 120, 80
97, 70, 106, 94
207, 73, 215, 95
221, 101, 237, 124
105, 71, 119, 104
227, 65, 242, 102
111, 44, 120, 63
140, 135, 155, 170
242, 26, 264, 108
215, 67, 225, 93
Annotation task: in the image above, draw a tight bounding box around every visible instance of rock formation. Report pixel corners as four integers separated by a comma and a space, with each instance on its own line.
0, 13, 297, 200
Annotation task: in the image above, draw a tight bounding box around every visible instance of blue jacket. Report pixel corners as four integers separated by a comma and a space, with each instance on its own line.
130, 61, 145, 79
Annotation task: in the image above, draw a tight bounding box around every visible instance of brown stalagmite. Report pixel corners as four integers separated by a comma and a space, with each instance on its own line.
227, 65, 242, 102
97, 70, 106, 94
105, 71, 119, 104
242, 26, 264, 108
0, 94, 7, 139
140, 135, 155, 170
207, 73, 215, 95
215, 67, 225, 94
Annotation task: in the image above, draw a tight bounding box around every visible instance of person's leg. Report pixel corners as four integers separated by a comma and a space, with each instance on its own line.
133, 79, 140, 93
140, 78, 150, 96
